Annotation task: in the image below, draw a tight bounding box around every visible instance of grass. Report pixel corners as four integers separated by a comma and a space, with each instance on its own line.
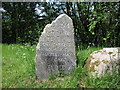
2, 44, 120, 88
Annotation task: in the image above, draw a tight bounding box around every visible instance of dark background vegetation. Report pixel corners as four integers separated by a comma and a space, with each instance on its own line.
2, 2, 120, 48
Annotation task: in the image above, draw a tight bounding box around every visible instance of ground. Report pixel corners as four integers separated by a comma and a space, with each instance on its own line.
1, 44, 120, 88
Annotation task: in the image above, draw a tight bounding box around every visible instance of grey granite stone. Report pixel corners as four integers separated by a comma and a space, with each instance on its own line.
36, 14, 76, 79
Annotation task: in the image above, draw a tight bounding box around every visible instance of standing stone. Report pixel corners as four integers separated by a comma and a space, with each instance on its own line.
36, 14, 76, 79
86, 48, 120, 77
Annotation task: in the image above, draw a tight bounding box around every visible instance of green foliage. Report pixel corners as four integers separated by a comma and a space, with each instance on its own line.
87, 2, 120, 47
2, 2, 41, 45
2, 2, 120, 47
2, 44, 120, 88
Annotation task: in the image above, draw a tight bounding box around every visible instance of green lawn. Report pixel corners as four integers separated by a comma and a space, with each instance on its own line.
2, 44, 120, 88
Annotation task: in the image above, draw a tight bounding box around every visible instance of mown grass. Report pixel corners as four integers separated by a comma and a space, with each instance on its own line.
2, 44, 120, 88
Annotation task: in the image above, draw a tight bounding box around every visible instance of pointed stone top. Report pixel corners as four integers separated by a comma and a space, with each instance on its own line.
56, 14, 71, 19
42, 14, 73, 35
52, 14, 72, 24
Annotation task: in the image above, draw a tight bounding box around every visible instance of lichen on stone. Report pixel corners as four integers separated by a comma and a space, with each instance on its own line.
89, 65, 96, 72
102, 60, 109, 64
108, 52, 113, 54
93, 60, 100, 66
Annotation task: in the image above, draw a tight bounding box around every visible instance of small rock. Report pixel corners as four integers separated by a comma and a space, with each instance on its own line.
86, 48, 120, 77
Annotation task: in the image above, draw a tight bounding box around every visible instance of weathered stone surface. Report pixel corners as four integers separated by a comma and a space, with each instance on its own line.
36, 14, 76, 79
86, 48, 120, 77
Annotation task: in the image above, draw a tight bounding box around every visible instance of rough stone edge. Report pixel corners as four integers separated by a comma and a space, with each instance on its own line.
41, 14, 72, 36
36, 14, 73, 50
